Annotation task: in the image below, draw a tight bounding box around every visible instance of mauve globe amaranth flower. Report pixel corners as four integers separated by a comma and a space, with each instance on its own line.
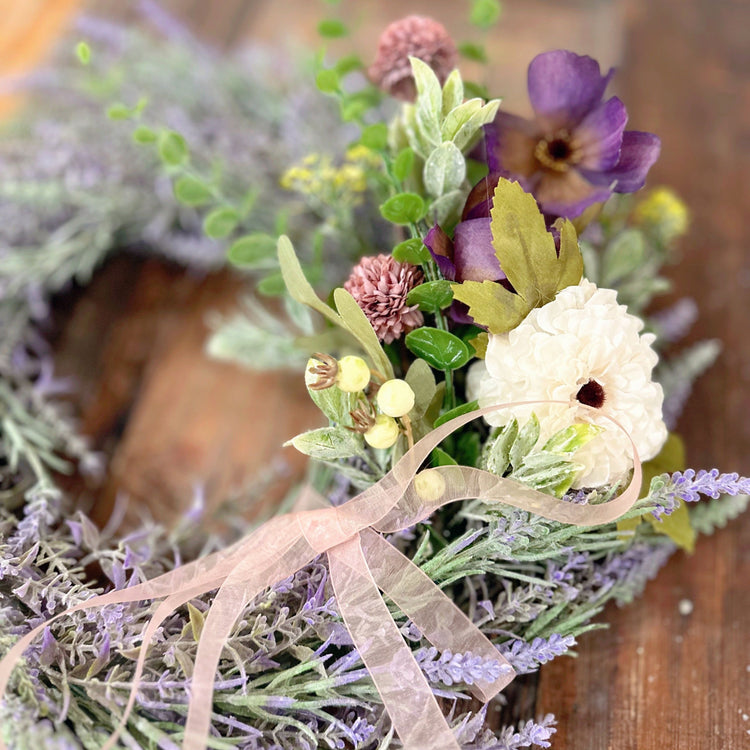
368, 15, 458, 101
480, 50, 661, 219
344, 254, 424, 344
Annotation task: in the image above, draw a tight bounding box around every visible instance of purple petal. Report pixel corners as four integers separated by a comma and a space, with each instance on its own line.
462, 173, 501, 220
424, 224, 456, 281
579, 130, 661, 193
453, 218, 505, 282
481, 112, 539, 176
535, 170, 613, 219
574, 96, 627, 170
528, 50, 614, 128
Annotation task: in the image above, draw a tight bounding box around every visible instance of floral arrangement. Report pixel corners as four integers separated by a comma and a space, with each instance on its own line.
1, 5, 748, 750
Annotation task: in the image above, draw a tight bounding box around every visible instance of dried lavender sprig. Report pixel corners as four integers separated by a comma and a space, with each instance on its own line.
414, 646, 511, 686
498, 634, 576, 675
646, 469, 750, 517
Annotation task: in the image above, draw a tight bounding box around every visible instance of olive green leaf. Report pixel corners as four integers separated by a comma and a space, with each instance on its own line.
278, 237, 394, 379
332, 288, 394, 379
451, 178, 583, 333
617, 432, 695, 552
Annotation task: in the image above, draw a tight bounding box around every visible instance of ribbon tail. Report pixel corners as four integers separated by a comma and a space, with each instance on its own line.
182, 530, 319, 749
360, 528, 514, 702
328, 535, 461, 750
100, 586, 210, 750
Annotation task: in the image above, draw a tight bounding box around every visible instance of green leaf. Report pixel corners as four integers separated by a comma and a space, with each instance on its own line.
405, 328, 471, 371
451, 279, 529, 334
315, 68, 340, 94
187, 602, 205, 641
458, 42, 488, 63
602, 229, 646, 285
392, 238, 430, 265
278, 236, 340, 326
647, 500, 695, 553
542, 423, 604, 455
432, 447, 458, 466
452, 178, 583, 333
360, 123, 388, 151
482, 419, 518, 476
228, 234, 277, 269
286, 426, 364, 461
318, 18, 348, 37
173, 176, 214, 206
158, 130, 189, 166
468, 331, 488, 358
106, 102, 132, 120
75, 41, 91, 65
333, 288, 394, 380
464, 81, 490, 100
335, 54, 364, 76
441, 69, 464, 115
640, 432, 686, 498
618, 432, 694, 550
392, 148, 415, 183
423, 141, 466, 198
379, 193, 426, 225
470, 0, 502, 28
509, 414, 540, 469
257, 272, 286, 296
405, 359, 436, 419
433, 400, 478, 429
132, 125, 157, 144
406, 280, 454, 312
410, 57, 442, 129
203, 207, 240, 239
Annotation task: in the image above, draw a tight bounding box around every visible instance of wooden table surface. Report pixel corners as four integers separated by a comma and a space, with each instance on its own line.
49, 0, 750, 747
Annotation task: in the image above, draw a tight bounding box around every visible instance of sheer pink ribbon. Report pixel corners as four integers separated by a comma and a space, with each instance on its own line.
0, 401, 641, 750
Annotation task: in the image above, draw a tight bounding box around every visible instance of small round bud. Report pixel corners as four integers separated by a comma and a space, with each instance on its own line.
364, 414, 400, 449
336, 356, 371, 392
377, 379, 416, 418
413, 468, 446, 502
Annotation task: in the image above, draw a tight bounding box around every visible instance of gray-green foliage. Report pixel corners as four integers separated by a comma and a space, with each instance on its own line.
389, 60, 500, 223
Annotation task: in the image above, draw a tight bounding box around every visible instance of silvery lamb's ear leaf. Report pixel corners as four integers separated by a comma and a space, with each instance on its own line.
451, 99, 500, 151
430, 189, 467, 225
286, 426, 364, 461
411, 56, 442, 123
601, 228, 646, 286
441, 69, 464, 115
481, 419, 519, 476
509, 414, 541, 469
423, 141, 466, 198
441, 99, 483, 142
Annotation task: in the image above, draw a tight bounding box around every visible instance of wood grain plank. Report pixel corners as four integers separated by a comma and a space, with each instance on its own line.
536, 0, 750, 746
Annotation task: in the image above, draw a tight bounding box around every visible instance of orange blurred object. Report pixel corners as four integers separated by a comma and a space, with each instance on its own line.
0, 0, 82, 119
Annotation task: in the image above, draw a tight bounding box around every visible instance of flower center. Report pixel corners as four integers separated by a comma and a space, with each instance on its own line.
534, 130, 581, 172
576, 379, 606, 409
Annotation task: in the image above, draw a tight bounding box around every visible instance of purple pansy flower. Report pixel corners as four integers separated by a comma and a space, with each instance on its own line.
480, 50, 661, 218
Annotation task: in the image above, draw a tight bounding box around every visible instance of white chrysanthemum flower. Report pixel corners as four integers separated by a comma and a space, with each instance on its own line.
467, 279, 668, 488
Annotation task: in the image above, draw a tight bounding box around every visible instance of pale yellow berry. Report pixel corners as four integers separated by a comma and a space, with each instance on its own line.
335, 356, 371, 392
413, 469, 446, 502
364, 414, 400, 449
377, 379, 415, 418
